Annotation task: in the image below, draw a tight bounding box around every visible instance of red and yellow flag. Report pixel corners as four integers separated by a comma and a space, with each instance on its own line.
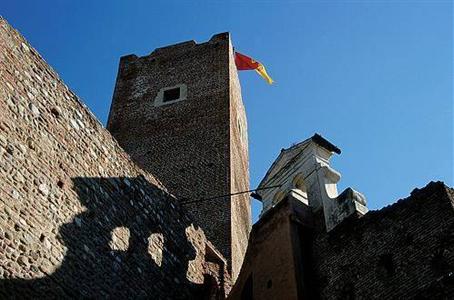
234, 51, 274, 84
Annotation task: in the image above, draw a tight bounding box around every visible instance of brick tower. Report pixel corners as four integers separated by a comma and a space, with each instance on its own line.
107, 33, 250, 278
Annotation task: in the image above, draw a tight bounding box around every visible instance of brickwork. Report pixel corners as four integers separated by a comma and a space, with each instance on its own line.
228, 41, 251, 280
107, 33, 250, 278
227, 198, 306, 300
0, 18, 229, 299
3, 14, 450, 300
313, 181, 454, 299
230, 182, 454, 299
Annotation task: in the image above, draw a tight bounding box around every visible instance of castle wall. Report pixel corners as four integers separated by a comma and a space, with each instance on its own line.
228, 39, 251, 280
107, 33, 250, 278
0, 18, 229, 298
229, 182, 454, 299
227, 199, 304, 300
313, 181, 454, 299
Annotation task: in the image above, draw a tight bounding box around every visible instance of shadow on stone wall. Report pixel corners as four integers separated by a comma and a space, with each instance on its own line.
0, 176, 220, 299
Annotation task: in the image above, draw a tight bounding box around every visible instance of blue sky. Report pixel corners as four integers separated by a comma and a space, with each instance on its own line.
2, 1, 452, 222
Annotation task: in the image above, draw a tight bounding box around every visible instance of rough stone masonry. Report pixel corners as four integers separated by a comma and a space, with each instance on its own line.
107, 32, 251, 280
228, 134, 454, 300
0, 17, 230, 299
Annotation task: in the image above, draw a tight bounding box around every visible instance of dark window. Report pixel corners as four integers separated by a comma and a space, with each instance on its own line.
163, 87, 180, 102
377, 253, 395, 278
266, 279, 272, 289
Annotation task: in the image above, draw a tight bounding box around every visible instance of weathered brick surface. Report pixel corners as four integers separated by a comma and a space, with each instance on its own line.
313, 181, 454, 299
228, 46, 251, 281
0, 17, 229, 298
230, 182, 454, 299
107, 33, 250, 279
227, 198, 306, 300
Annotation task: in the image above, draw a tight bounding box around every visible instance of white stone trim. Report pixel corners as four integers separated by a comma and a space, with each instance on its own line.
154, 84, 187, 107
257, 138, 368, 231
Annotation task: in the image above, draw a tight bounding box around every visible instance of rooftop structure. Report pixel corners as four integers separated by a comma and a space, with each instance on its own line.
257, 133, 367, 231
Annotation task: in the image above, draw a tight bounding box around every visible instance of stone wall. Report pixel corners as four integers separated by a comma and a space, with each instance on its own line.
229, 181, 454, 299
228, 40, 251, 280
107, 33, 250, 279
0, 17, 229, 299
313, 181, 454, 299
227, 197, 308, 300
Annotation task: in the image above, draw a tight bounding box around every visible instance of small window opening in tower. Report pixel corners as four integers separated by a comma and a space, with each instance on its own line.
154, 84, 187, 107
163, 87, 181, 102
